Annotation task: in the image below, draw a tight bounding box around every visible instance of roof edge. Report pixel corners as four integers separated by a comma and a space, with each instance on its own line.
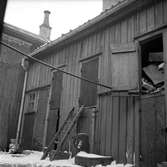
3, 22, 49, 44
30, 0, 144, 57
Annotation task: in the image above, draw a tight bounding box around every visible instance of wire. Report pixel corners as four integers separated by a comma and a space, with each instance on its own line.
0, 41, 112, 90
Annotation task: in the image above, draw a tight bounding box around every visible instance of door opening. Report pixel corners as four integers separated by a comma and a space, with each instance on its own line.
140, 34, 166, 167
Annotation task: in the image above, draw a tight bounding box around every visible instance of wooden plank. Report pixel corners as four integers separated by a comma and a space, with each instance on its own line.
99, 96, 104, 154
111, 93, 119, 161
92, 33, 97, 55
88, 36, 92, 57
126, 96, 134, 163
111, 42, 136, 54
109, 95, 113, 155
79, 53, 101, 62
163, 30, 167, 128
105, 94, 112, 156
134, 10, 140, 36
94, 99, 101, 153
121, 19, 128, 44
134, 97, 140, 167
104, 29, 110, 93
146, 5, 155, 32
154, 1, 163, 28
127, 16, 135, 42
154, 95, 166, 166
139, 9, 147, 34
118, 96, 127, 163
115, 22, 121, 44
98, 97, 103, 154
163, 0, 167, 24
101, 96, 107, 155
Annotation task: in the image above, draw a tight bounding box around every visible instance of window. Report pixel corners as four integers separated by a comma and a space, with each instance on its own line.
27, 92, 38, 112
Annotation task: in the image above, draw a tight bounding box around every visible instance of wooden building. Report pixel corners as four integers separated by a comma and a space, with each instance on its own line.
20, 0, 167, 167
0, 23, 46, 149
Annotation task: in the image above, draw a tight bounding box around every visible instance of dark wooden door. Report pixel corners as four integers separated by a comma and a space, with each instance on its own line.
46, 71, 63, 146
33, 88, 49, 150
140, 95, 166, 167
22, 112, 35, 150
79, 58, 99, 107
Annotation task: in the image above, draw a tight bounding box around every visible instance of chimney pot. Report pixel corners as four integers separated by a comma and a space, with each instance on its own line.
39, 10, 52, 40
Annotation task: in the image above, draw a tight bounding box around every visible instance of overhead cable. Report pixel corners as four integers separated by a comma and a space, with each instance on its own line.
0, 41, 112, 90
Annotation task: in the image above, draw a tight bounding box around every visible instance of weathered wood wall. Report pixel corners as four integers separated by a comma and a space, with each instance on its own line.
0, 62, 24, 149
24, 0, 167, 161
94, 93, 139, 164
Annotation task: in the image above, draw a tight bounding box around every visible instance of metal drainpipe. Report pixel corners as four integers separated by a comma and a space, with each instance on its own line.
16, 59, 28, 145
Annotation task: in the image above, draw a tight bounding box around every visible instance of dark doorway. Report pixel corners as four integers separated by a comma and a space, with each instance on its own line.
22, 112, 35, 150
79, 57, 99, 107
46, 71, 63, 147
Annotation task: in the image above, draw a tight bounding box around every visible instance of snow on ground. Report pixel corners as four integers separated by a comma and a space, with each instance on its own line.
0, 150, 80, 167
77, 151, 112, 158
0, 151, 134, 167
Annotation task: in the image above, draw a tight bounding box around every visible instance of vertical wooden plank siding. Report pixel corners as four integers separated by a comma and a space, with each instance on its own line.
126, 96, 134, 163
119, 95, 127, 163
154, 0, 163, 28
163, 0, 167, 24
95, 94, 138, 163
26, 0, 167, 91
0, 63, 24, 148
22, 0, 167, 160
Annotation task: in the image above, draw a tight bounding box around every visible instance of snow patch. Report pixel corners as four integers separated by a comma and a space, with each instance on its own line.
76, 151, 112, 158
0, 151, 80, 167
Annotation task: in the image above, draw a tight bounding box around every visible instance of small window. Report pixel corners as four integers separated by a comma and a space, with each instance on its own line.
27, 92, 38, 112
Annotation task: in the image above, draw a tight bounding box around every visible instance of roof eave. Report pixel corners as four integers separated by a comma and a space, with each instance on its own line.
30, 0, 153, 57
3, 22, 48, 45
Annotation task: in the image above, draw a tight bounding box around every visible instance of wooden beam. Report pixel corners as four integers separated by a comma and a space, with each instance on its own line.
111, 42, 136, 54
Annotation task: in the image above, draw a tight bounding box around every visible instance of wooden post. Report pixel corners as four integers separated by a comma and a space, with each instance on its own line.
42, 84, 52, 147
90, 107, 98, 153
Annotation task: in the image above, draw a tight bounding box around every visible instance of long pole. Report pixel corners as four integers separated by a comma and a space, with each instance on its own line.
0, 41, 112, 90
16, 71, 28, 144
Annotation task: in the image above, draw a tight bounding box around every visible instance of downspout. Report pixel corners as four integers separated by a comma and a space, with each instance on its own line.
16, 58, 29, 145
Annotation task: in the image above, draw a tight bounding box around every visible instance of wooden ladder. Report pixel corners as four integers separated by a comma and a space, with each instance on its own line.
41, 105, 84, 160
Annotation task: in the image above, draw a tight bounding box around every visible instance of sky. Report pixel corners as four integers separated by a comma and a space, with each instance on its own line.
4, 0, 102, 40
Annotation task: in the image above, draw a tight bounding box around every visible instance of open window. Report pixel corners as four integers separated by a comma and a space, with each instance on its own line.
141, 35, 164, 94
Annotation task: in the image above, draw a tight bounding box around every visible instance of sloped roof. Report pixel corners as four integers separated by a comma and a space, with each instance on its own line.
3, 22, 48, 46
30, 0, 139, 57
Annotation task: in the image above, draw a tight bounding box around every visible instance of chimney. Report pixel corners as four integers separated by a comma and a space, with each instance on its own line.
103, 0, 122, 11
39, 10, 52, 40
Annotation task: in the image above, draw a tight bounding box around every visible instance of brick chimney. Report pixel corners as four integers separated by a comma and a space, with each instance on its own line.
103, 0, 122, 11
39, 10, 51, 40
